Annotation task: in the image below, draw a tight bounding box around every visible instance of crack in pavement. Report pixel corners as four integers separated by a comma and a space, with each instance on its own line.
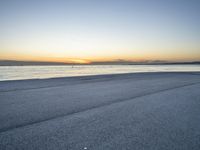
0, 81, 200, 134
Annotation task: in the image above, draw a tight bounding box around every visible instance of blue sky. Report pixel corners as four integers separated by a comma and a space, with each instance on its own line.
0, 0, 200, 62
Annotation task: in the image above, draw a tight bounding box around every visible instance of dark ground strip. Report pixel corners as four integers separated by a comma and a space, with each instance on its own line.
0, 72, 199, 92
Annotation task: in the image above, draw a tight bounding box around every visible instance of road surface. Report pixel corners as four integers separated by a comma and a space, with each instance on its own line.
0, 72, 200, 150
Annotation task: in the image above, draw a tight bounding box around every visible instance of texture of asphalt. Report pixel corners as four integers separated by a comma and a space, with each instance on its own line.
0, 72, 200, 150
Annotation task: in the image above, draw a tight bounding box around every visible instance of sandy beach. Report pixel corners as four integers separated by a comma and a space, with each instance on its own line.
0, 72, 200, 150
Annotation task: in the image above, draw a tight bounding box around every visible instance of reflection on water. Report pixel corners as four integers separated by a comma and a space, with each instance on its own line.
0, 65, 200, 81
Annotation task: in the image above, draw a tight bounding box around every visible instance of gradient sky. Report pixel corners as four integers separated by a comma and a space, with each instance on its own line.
0, 0, 200, 63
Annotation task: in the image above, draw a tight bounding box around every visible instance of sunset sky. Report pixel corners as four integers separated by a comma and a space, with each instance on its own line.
0, 0, 200, 63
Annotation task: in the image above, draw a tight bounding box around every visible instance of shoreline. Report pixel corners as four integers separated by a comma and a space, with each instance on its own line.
1, 64, 200, 82
1, 72, 200, 92
1, 71, 200, 82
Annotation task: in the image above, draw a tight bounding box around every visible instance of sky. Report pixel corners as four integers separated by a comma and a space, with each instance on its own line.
0, 0, 200, 63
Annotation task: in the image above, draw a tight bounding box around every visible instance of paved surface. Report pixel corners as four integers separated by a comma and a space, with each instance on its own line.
0, 72, 200, 150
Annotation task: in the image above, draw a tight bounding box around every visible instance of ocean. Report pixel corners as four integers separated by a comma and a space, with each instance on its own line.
0, 65, 200, 81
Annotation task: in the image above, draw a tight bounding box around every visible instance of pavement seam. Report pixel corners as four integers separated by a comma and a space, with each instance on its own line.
0, 81, 200, 134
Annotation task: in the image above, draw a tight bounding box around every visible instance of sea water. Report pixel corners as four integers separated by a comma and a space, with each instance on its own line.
0, 65, 200, 81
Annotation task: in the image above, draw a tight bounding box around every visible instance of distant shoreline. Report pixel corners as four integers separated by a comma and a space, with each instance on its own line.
0, 60, 199, 66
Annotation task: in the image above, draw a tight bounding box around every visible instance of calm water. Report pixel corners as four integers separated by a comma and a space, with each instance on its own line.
0, 65, 200, 81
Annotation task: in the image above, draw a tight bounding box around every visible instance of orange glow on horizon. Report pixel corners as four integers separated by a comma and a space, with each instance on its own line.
0, 48, 200, 64
1, 55, 199, 64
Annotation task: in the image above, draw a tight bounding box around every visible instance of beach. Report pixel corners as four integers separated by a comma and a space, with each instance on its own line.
0, 72, 200, 150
